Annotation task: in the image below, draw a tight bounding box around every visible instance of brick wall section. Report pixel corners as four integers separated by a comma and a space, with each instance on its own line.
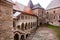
0, 1, 13, 40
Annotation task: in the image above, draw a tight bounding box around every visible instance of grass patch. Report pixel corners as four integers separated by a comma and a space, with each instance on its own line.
47, 24, 60, 39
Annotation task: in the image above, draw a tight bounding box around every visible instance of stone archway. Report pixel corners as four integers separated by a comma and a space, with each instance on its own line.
14, 34, 19, 40
28, 22, 30, 29
26, 34, 29, 39
21, 23, 24, 30
20, 35, 25, 40
25, 23, 27, 30
33, 22, 35, 26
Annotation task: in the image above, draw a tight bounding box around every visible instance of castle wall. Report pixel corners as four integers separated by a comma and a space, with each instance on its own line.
0, 1, 13, 40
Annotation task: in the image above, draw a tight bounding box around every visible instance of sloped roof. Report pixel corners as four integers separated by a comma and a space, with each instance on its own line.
24, 6, 33, 14
1, 0, 14, 4
6, 0, 14, 4
6, 0, 12, 2
13, 12, 21, 18
13, 11, 37, 19
32, 3, 43, 9
13, 2, 35, 19
13, 2, 25, 11
47, 0, 60, 10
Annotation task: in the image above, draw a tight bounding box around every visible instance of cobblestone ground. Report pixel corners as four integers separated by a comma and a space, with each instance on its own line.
27, 25, 58, 40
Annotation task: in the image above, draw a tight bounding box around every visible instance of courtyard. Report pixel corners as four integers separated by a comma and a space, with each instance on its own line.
0, 0, 60, 40
27, 24, 60, 40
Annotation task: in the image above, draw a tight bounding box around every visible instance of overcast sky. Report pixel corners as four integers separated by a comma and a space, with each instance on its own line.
12, 0, 52, 9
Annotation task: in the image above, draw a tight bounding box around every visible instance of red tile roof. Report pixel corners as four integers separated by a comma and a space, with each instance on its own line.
24, 6, 33, 15
13, 2, 35, 16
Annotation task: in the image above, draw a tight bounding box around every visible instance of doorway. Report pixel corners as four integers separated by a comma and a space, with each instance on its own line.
14, 34, 19, 40
20, 35, 24, 40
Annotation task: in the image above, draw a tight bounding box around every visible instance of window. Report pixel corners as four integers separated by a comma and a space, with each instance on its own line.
13, 21, 15, 27
21, 16, 24, 19
21, 23, 24, 30
17, 16, 20, 21
17, 25, 20, 29
42, 11, 43, 15
25, 16, 27, 19
47, 12, 48, 14
54, 11, 55, 13
54, 16, 55, 19
28, 16, 30, 19
59, 16, 60, 19
25, 23, 27, 30
51, 22, 53, 24
58, 20, 60, 22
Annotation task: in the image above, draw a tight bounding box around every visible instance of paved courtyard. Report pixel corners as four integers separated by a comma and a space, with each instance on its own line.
27, 25, 58, 40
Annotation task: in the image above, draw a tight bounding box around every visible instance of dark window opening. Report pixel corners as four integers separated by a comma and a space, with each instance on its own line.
17, 16, 20, 21
47, 12, 48, 14
51, 22, 53, 24
13, 21, 15, 27
20, 35, 24, 40
26, 34, 29, 38
54, 16, 55, 19
21, 23, 24, 30
17, 25, 20, 29
54, 11, 55, 13
14, 34, 19, 40
58, 20, 60, 22
25, 23, 27, 30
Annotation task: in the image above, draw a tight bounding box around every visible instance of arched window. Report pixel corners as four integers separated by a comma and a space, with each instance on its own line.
17, 25, 20, 29
25, 23, 27, 30
20, 35, 24, 40
54, 11, 55, 13
14, 34, 19, 40
26, 34, 29, 38
28, 23, 30, 29
58, 20, 60, 22
21, 23, 24, 30
47, 12, 48, 14
25, 16, 27, 19
21, 15, 24, 19
13, 21, 15, 27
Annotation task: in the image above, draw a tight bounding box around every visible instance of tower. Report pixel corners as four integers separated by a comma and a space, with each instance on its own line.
28, 0, 33, 9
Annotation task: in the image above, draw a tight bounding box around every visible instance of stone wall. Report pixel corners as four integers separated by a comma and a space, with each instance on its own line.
0, 1, 13, 40
33, 9, 46, 26
46, 7, 60, 26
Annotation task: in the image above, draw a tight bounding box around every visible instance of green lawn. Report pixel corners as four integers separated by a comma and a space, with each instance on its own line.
47, 24, 60, 39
